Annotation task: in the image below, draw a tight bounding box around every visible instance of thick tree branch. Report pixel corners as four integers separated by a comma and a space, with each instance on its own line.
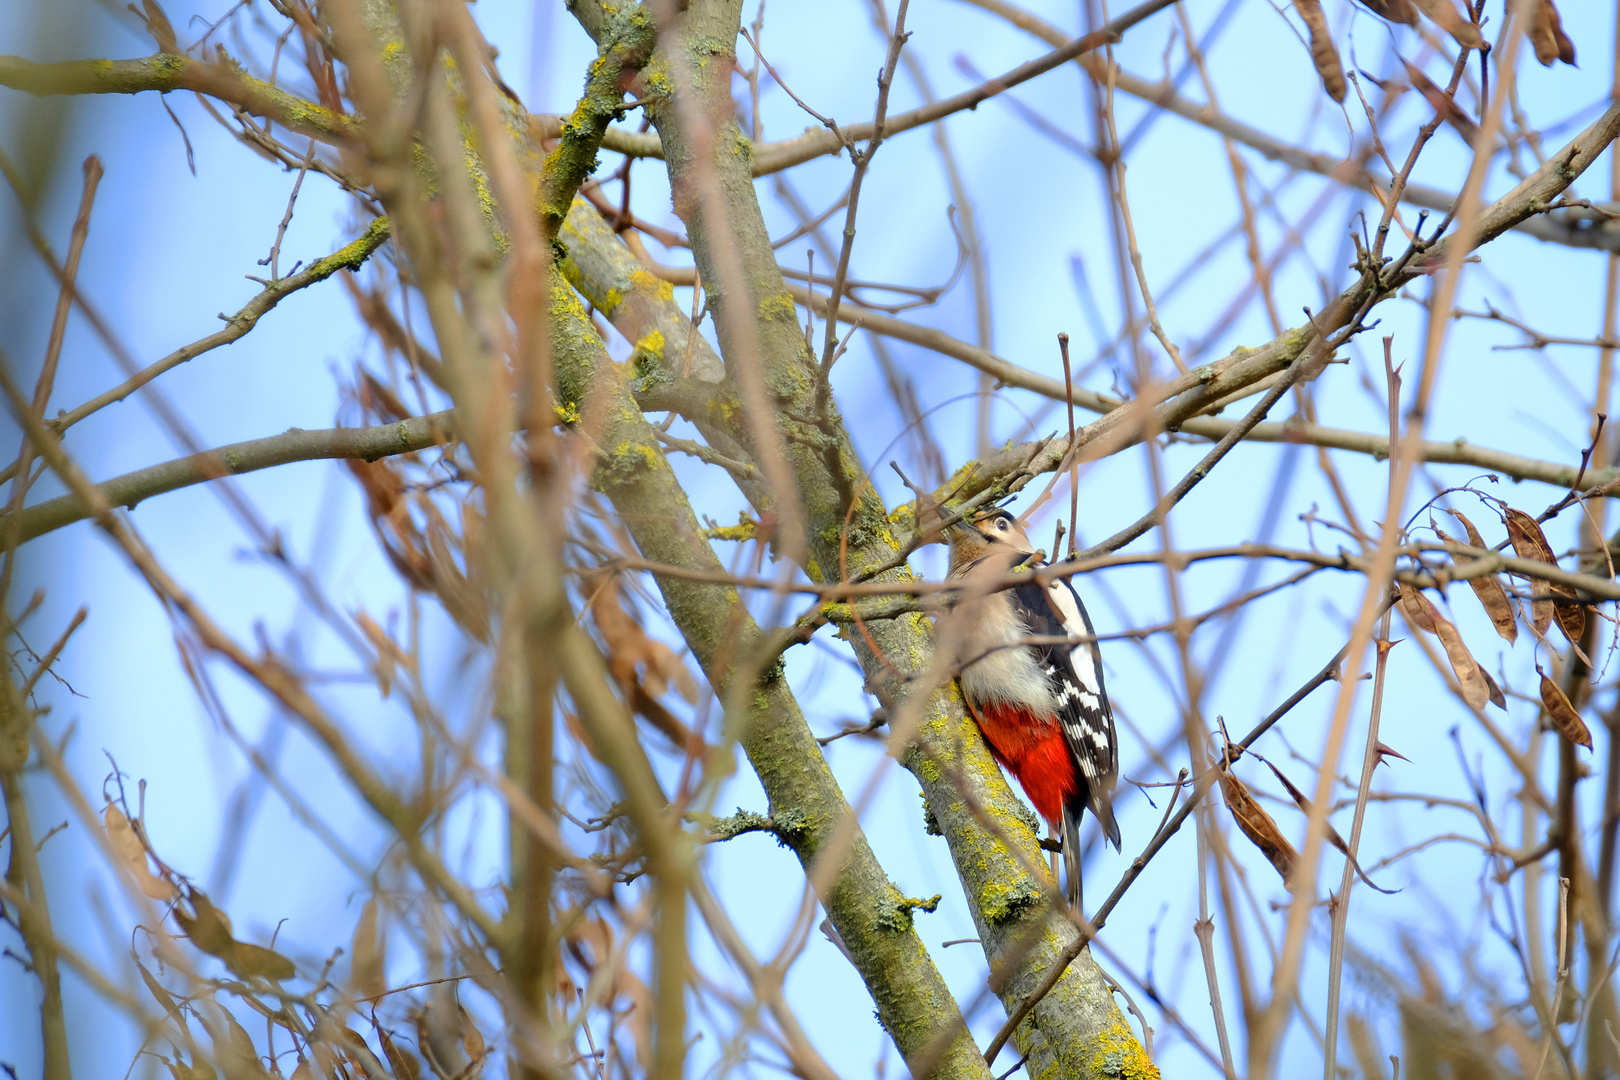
571, 2, 1156, 1075
563, 316, 991, 1079
0, 51, 354, 145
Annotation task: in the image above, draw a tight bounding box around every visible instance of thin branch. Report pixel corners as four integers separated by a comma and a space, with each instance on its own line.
2, 410, 454, 545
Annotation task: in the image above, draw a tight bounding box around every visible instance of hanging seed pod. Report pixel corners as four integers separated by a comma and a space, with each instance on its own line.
1503, 508, 1584, 644
1296, 0, 1347, 102
1411, 0, 1484, 48
1538, 666, 1592, 749
1442, 512, 1517, 642
1220, 768, 1298, 885
1528, 0, 1576, 66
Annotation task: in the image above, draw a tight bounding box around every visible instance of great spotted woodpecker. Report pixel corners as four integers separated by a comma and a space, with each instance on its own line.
942, 507, 1121, 909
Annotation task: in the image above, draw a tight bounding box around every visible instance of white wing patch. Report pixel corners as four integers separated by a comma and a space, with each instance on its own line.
1046, 580, 1103, 697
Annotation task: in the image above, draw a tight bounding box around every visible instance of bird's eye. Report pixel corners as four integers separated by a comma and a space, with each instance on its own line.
995, 518, 1008, 530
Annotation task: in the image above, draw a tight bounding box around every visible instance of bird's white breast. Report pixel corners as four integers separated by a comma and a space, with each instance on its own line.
952, 588, 1058, 714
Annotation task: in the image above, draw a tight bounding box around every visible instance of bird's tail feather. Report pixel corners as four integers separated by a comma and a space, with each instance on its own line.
1093, 791, 1122, 852
1061, 807, 1084, 911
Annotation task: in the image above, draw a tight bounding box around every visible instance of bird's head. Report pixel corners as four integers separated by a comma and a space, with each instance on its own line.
944, 506, 1035, 572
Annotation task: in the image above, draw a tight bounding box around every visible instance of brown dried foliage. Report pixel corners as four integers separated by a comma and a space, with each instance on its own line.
1399, 584, 1504, 710
1528, 0, 1577, 67
1538, 665, 1592, 749
1401, 59, 1479, 145
1503, 506, 1585, 644
1219, 767, 1299, 886
1296, 0, 1347, 103
1442, 511, 1518, 643
1410, 0, 1485, 48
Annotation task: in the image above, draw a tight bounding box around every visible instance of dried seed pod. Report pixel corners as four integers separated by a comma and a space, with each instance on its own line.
1441, 513, 1517, 642
1399, 582, 1441, 633
1482, 667, 1507, 711
227, 942, 295, 982
1432, 616, 1492, 711
1353, 0, 1419, 24
460, 1005, 486, 1063
1411, 0, 1484, 48
105, 804, 176, 901
1539, 667, 1592, 749
376, 1024, 422, 1080
1296, 0, 1347, 102
351, 897, 386, 998
1502, 508, 1557, 635
136, 956, 180, 1021
175, 890, 236, 959
1220, 769, 1298, 885
1528, 0, 1576, 66
1503, 507, 1584, 644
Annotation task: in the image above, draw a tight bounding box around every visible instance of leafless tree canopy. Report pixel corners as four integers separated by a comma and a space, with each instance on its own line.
0, 0, 1618, 1078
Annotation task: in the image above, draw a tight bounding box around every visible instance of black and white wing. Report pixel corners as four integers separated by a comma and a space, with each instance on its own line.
1009, 569, 1122, 850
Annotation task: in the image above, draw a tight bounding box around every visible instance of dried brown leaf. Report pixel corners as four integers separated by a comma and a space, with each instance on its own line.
351, 897, 386, 999
206, 1008, 267, 1080
289, 1060, 314, 1080
175, 889, 293, 981
1432, 615, 1491, 710
1539, 667, 1592, 749
136, 956, 180, 1018
105, 804, 175, 900
1440, 513, 1518, 642
354, 612, 401, 699
1297, 0, 1346, 102
1219, 769, 1298, 886
1528, 0, 1576, 66
166, 1058, 217, 1080
1482, 666, 1507, 711
1411, 0, 1484, 48
590, 574, 699, 704
335, 1027, 374, 1072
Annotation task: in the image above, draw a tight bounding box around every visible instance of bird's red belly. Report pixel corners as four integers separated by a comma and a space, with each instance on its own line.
971, 702, 1077, 825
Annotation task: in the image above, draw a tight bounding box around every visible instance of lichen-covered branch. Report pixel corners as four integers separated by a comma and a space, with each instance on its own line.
539, 10, 658, 238
777, 278, 1617, 494
551, 284, 991, 1078
559, 197, 724, 383
0, 667, 70, 1080
570, 1, 1157, 1075
0, 51, 353, 145
557, 0, 1179, 178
